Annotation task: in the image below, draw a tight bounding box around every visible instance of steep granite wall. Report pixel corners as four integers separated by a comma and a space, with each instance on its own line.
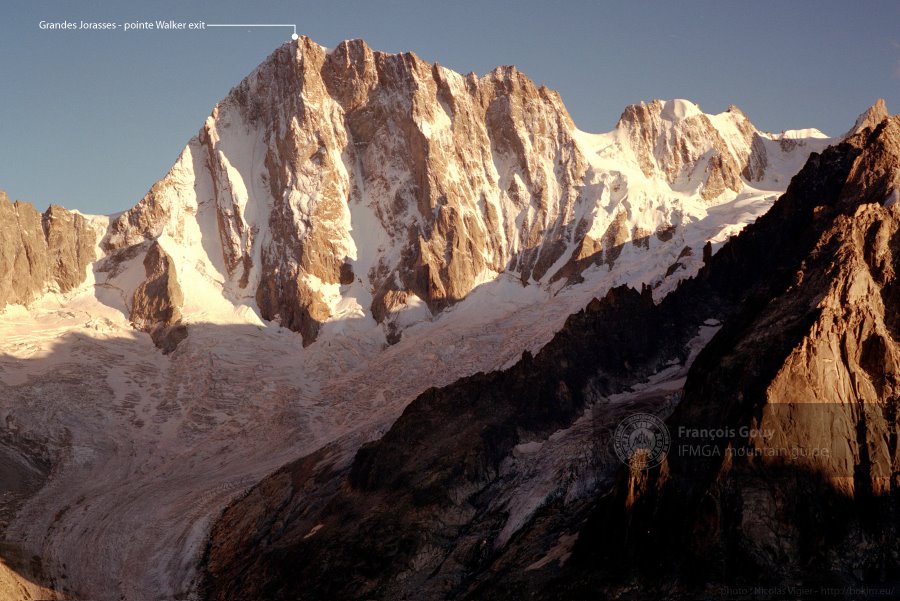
0, 191, 96, 307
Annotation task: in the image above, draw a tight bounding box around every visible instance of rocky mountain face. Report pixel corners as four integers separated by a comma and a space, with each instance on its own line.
618, 100, 751, 197
846, 97, 890, 137
200, 116, 900, 599
94, 37, 827, 346
0, 192, 96, 307
128, 241, 187, 353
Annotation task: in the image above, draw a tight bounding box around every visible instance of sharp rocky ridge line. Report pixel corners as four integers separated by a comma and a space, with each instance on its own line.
573, 115, 900, 599
97, 36, 833, 347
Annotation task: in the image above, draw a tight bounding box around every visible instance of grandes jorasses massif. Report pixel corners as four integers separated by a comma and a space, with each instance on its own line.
0, 36, 891, 601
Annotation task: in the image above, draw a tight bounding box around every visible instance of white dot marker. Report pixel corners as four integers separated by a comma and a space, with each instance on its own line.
291, 33, 299, 40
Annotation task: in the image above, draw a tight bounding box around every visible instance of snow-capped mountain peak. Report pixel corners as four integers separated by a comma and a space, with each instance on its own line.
92, 39, 833, 349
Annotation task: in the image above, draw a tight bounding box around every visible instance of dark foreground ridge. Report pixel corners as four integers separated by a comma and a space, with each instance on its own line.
200, 118, 900, 600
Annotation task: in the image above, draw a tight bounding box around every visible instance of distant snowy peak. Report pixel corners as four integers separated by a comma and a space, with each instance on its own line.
615, 99, 755, 198
93, 37, 833, 347
613, 98, 833, 196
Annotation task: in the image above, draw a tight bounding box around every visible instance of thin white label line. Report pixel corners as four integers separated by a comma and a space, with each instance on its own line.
207, 23, 297, 36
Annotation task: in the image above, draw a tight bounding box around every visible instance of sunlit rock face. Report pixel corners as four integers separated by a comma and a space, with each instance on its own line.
99, 38, 829, 346
0, 192, 96, 307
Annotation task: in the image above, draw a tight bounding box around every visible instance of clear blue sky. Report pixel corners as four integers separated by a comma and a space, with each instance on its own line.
2, 0, 898, 215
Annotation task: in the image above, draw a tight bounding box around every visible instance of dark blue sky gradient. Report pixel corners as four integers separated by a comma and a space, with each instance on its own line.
2, 0, 899, 214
